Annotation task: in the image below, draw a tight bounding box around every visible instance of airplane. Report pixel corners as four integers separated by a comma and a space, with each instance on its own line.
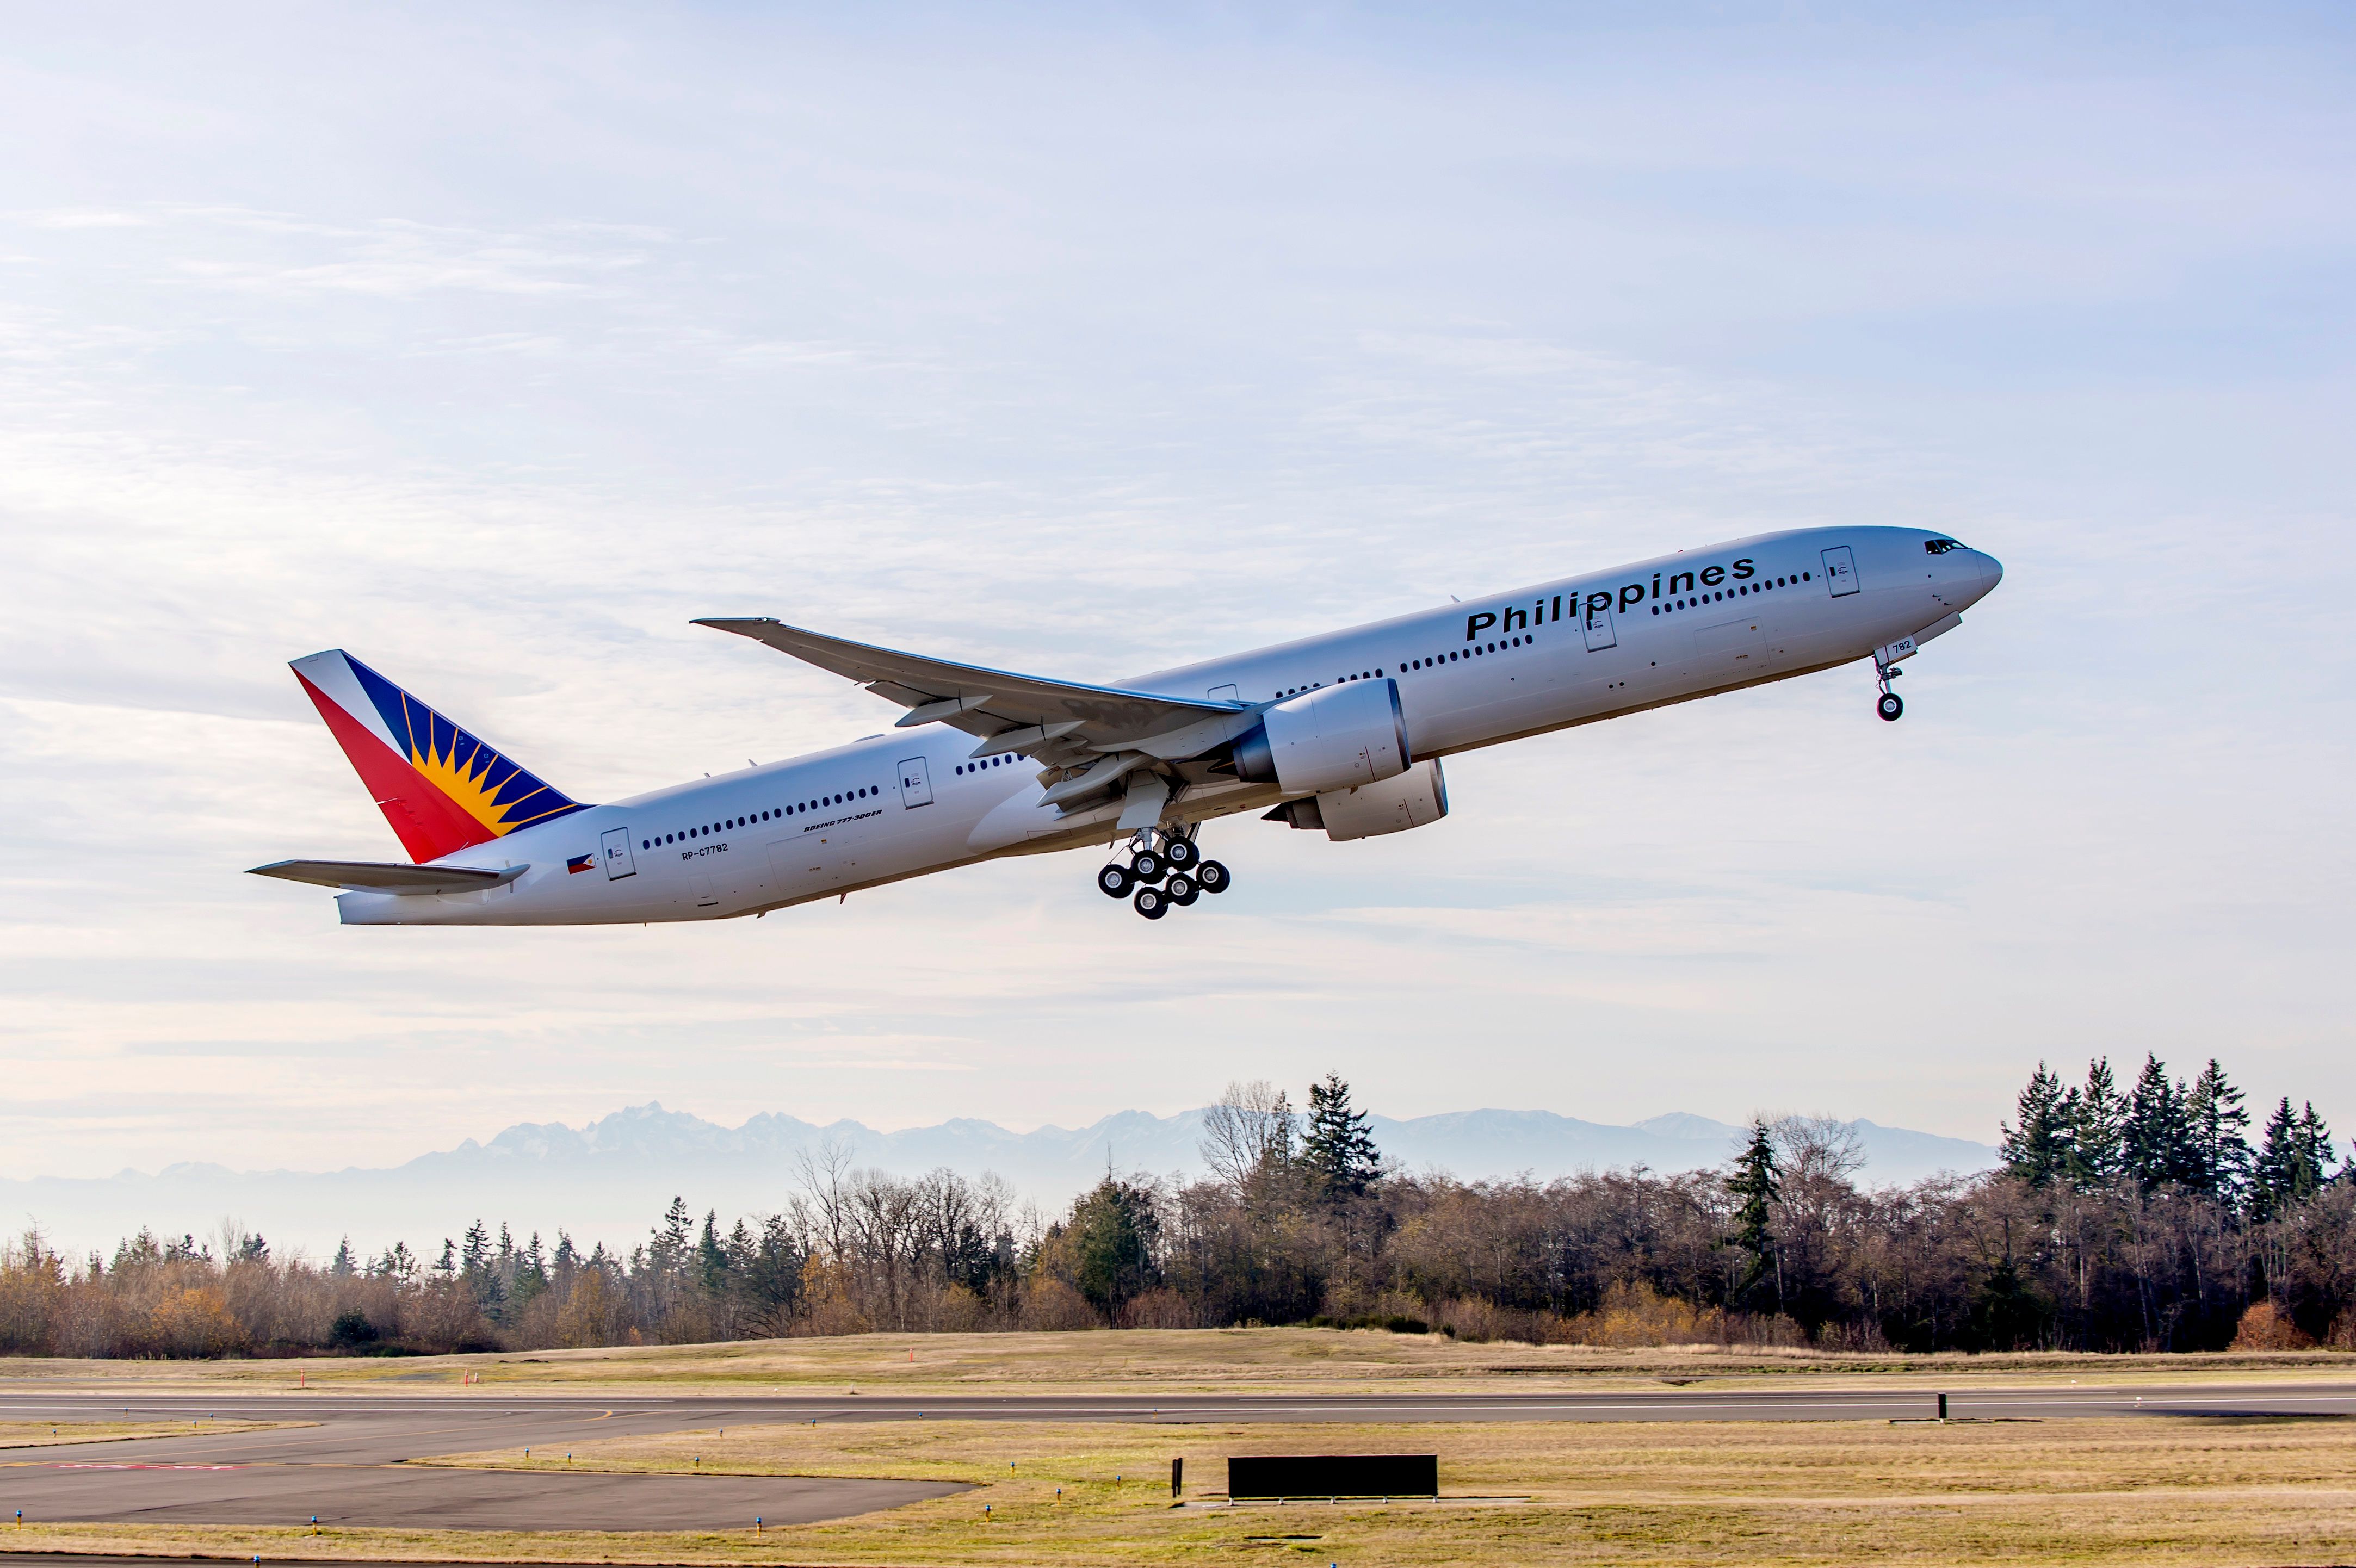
251, 525, 2002, 925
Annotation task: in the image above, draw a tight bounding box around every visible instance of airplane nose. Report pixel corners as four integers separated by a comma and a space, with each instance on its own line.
1975, 549, 2003, 593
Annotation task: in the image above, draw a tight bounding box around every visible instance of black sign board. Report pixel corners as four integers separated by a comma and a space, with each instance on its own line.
1227, 1454, 1438, 1498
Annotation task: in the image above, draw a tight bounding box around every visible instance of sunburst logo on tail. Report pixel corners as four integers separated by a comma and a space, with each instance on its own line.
290, 649, 588, 864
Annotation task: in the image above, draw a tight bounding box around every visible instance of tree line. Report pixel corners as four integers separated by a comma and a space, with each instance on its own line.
2, 1063, 2351, 1358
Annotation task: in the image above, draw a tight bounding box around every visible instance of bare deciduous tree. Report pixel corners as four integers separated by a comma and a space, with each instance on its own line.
1201, 1080, 1296, 1191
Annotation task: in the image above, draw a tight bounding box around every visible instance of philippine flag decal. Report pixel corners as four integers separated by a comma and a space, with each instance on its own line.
566, 854, 595, 875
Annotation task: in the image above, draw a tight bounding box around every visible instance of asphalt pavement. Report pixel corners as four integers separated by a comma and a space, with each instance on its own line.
2, 1380, 2349, 1532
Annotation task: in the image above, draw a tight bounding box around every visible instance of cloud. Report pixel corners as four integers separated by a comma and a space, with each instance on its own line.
0, 3, 2348, 1191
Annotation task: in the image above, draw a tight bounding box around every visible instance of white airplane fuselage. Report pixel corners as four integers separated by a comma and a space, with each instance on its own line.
333, 525, 2000, 926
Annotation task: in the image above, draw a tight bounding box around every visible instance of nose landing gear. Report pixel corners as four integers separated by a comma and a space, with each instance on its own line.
1875, 662, 1904, 722
1100, 828, 1232, 918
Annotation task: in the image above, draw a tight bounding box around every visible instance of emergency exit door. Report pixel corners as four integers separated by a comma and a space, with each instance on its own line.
601, 827, 636, 879
1582, 601, 1617, 650
897, 757, 934, 807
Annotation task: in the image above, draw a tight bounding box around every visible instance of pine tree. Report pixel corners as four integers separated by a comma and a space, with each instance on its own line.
652, 1197, 695, 1281
2296, 1104, 2338, 1186
2124, 1055, 2197, 1189
2000, 1063, 2074, 1188
329, 1237, 355, 1278
1065, 1177, 1162, 1312
2184, 1059, 2251, 1201
1726, 1118, 1781, 1311
2249, 1098, 2333, 1221
1301, 1074, 1381, 1199
511, 1231, 549, 1311
696, 1210, 731, 1297
2067, 1059, 2128, 1189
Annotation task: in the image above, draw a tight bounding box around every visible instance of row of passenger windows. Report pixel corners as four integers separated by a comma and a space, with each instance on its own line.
1276, 633, 1537, 696
954, 754, 1018, 776
1406, 633, 1531, 670
1651, 571, 1808, 615
639, 785, 883, 850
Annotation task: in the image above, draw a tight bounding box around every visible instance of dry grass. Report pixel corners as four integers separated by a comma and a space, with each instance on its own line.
0, 1417, 287, 1449
11, 1414, 2356, 1565
8, 1327, 2355, 1395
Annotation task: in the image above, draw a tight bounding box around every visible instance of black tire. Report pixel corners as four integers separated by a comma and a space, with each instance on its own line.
1097, 863, 1134, 898
1877, 691, 1904, 722
1130, 849, 1167, 883
1133, 885, 1168, 920
1163, 836, 1198, 868
1166, 872, 1199, 906
1195, 859, 1230, 894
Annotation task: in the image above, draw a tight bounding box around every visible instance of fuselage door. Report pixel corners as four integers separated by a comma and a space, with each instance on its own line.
1581, 601, 1618, 650
897, 756, 934, 807
600, 826, 636, 880
1821, 546, 1860, 597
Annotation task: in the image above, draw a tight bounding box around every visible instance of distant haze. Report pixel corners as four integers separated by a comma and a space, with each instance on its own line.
5, 1102, 1993, 1258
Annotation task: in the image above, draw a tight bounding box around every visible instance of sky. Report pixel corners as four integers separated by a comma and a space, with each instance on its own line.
3, 2, 2352, 1191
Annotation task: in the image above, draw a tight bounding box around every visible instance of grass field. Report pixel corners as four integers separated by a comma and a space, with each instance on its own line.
9, 1412, 2355, 1565
8, 1326, 2355, 1393
0, 1417, 287, 1449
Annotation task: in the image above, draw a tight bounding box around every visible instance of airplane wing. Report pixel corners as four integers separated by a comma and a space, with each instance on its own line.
248, 859, 528, 895
694, 618, 1248, 763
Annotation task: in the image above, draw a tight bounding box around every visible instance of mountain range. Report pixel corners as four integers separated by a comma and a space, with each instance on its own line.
5, 1104, 1995, 1257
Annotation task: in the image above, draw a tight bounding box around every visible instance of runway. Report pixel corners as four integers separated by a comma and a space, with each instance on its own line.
2, 1381, 2349, 1531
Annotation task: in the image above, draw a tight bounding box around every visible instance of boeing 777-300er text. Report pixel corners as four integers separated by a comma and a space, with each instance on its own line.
252, 526, 2002, 924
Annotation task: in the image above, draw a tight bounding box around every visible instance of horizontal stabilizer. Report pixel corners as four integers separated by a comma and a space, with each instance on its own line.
248, 859, 527, 895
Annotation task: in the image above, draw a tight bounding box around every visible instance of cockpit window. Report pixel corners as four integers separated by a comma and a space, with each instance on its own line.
1925, 538, 1965, 554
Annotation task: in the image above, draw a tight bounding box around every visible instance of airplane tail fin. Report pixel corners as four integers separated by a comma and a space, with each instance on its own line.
288, 650, 588, 864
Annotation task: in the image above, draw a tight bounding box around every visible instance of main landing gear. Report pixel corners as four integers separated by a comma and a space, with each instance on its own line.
1097, 827, 1230, 920
1875, 662, 1904, 722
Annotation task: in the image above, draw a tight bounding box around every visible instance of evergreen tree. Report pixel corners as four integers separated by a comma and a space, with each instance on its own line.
2124, 1055, 2197, 1189
2249, 1099, 2334, 1220
696, 1210, 731, 1297
329, 1236, 355, 1278
511, 1231, 549, 1311
1726, 1118, 1781, 1310
1065, 1177, 1162, 1312
651, 1197, 695, 1282
2067, 1059, 2128, 1189
2297, 1104, 2339, 1185
2184, 1058, 2252, 1201
460, 1220, 492, 1279
1301, 1073, 1381, 1199
1999, 1063, 2074, 1188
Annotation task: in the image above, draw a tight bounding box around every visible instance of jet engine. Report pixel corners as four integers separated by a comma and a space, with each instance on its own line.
1232, 679, 1411, 795
1269, 758, 1449, 841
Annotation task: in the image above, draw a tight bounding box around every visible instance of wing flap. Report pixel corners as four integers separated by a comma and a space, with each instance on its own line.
248, 859, 527, 895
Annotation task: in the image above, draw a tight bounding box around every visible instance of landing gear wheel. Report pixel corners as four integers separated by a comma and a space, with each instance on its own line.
1166, 872, 1199, 907
1195, 859, 1230, 895
1162, 836, 1198, 869
1133, 884, 1168, 920
1130, 849, 1167, 884
1877, 691, 1904, 722
1097, 863, 1135, 898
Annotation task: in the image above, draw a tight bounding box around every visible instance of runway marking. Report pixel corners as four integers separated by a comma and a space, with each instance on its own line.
50, 1464, 245, 1471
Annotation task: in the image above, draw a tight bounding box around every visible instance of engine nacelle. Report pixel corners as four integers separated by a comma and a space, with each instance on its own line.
1233, 679, 1411, 795
1270, 758, 1450, 841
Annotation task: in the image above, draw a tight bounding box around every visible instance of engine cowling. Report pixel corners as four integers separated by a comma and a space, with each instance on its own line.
1270, 758, 1450, 841
1232, 679, 1411, 795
